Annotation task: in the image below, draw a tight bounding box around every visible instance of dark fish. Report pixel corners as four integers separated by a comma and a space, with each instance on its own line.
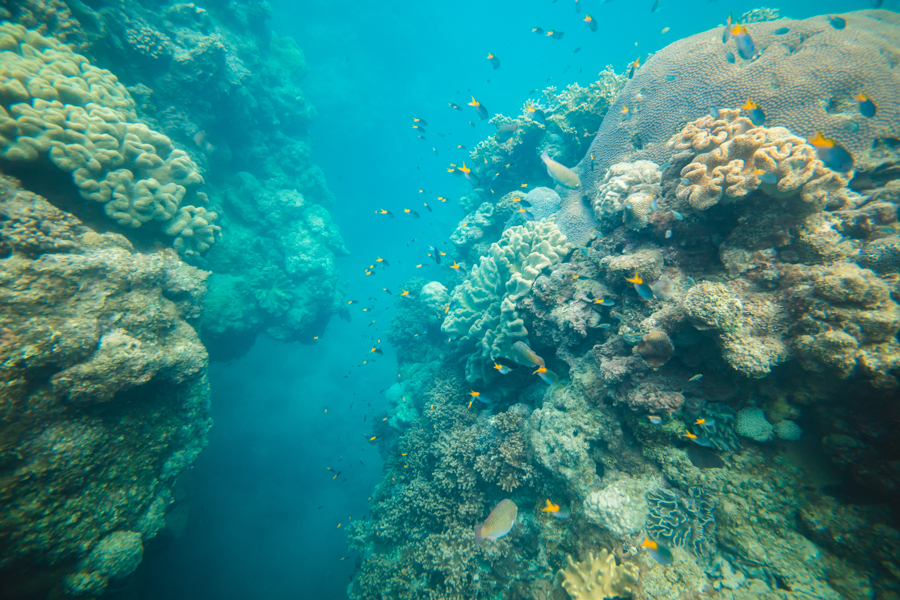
828, 15, 846, 29
726, 51, 735, 63
774, 27, 789, 34
487, 52, 501, 69
413, 118, 428, 126
855, 94, 877, 118
429, 245, 441, 264
572, 46, 581, 54
412, 124, 425, 132
651, 0, 659, 12
742, 100, 765, 126
584, 14, 598, 31
448, 102, 463, 111
424, 203, 432, 212
731, 24, 757, 60
628, 56, 640, 78
547, 30, 565, 39
575, 0, 580, 13
722, 12, 734, 43
532, 27, 545, 34
495, 122, 519, 142
417, 135, 426, 140
872, 0, 884, 6
469, 121, 476, 127
642, 538, 674, 565
809, 132, 854, 173
404, 209, 421, 218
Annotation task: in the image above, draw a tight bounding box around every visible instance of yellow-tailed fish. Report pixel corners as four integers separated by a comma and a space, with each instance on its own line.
628, 56, 641, 79
533, 366, 559, 385
730, 24, 757, 60
742, 100, 765, 126
468, 96, 489, 120
540, 150, 581, 189
541, 499, 571, 519
625, 273, 654, 300
474, 499, 518, 546
450, 261, 461, 270
487, 52, 501, 69
854, 93, 877, 118
808, 132, 854, 173
493, 362, 511, 374
584, 14, 598, 31
641, 538, 674, 565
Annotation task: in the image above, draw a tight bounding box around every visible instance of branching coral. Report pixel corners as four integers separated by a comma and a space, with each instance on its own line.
442, 219, 570, 382
474, 408, 534, 492
557, 549, 640, 600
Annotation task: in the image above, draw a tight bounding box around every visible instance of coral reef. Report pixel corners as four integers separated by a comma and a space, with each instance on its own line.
0, 23, 219, 255
0, 176, 210, 596
646, 487, 717, 559
674, 118, 850, 211
735, 407, 775, 442
591, 160, 661, 230
557, 550, 640, 600
583, 477, 659, 537
442, 219, 570, 383
578, 10, 900, 181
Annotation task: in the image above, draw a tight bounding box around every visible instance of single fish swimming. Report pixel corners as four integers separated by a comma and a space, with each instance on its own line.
475, 499, 518, 545
540, 150, 581, 189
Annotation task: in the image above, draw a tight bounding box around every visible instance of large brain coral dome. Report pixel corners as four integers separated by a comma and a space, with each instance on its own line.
576, 9, 900, 184
0, 23, 219, 255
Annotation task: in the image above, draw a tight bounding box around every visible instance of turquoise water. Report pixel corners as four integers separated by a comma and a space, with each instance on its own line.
138, 1, 890, 598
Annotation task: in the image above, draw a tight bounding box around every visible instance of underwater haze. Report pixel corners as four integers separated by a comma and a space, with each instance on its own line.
0, 1, 899, 600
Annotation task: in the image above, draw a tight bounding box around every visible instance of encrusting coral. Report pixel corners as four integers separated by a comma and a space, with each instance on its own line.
0, 176, 211, 597
557, 549, 640, 600
442, 219, 570, 382
0, 23, 220, 255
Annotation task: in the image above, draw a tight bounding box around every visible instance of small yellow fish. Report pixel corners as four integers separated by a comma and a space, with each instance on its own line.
450, 262, 461, 270
416, 264, 423, 268
337, 523, 341, 528
683, 431, 698, 439
695, 418, 706, 425
369, 436, 377, 441
468, 400, 473, 408
541, 499, 560, 513
688, 374, 703, 382
470, 390, 480, 398
625, 273, 643, 285
400, 289, 411, 296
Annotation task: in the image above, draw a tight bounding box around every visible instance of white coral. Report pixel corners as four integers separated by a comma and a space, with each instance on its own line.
591, 161, 661, 229
583, 477, 660, 537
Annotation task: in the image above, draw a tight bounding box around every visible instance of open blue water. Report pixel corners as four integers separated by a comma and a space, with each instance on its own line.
138, 1, 886, 598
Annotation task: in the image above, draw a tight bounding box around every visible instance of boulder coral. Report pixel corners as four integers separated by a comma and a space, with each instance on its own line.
0, 23, 219, 255
578, 10, 900, 179
442, 219, 570, 382
0, 177, 211, 596
591, 160, 661, 230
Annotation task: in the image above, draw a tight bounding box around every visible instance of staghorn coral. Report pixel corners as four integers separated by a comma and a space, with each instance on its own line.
674, 121, 849, 211
0, 23, 218, 255
474, 407, 535, 492
442, 219, 570, 383
558, 549, 640, 600
646, 487, 717, 558
0, 177, 210, 596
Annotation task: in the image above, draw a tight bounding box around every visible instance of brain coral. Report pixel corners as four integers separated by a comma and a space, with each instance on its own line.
736, 407, 775, 442
442, 219, 570, 382
591, 160, 661, 230
0, 23, 219, 255
568, 9, 900, 205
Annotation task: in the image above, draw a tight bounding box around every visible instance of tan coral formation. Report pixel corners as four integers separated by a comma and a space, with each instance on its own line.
442, 219, 570, 383
0, 23, 219, 255
558, 549, 640, 600
673, 114, 849, 210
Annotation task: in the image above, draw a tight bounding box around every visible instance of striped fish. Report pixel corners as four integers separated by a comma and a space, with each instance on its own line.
474, 499, 518, 546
